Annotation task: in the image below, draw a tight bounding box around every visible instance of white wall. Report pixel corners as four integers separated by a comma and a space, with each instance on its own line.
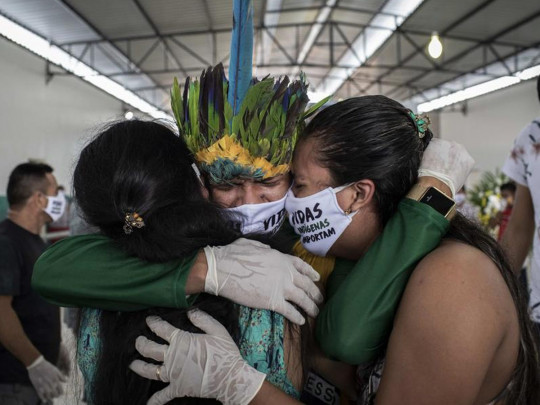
439, 79, 539, 184
0, 37, 126, 193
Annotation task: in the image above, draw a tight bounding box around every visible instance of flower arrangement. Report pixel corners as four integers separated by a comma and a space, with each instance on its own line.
468, 169, 509, 229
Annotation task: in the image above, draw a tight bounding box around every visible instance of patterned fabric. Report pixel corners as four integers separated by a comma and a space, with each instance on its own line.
238, 306, 300, 399
502, 118, 540, 321
77, 306, 299, 402
77, 308, 101, 403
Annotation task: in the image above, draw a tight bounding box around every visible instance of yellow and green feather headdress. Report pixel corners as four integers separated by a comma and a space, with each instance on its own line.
170, 63, 328, 183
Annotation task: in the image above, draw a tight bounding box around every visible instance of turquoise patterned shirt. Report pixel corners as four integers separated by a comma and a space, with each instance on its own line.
78, 306, 299, 402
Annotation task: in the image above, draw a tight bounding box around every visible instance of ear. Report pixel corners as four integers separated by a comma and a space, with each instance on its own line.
34, 191, 48, 210
348, 179, 376, 212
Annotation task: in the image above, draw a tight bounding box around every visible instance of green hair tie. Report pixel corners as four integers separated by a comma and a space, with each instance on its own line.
409, 111, 431, 139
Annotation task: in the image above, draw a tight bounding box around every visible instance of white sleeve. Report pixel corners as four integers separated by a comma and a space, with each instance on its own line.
502, 123, 532, 187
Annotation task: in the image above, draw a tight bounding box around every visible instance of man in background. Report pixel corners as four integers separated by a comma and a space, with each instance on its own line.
0, 162, 68, 404
501, 75, 540, 328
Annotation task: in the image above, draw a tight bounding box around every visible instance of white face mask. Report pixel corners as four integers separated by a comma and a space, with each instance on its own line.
225, 191, 288, 236
285, 184, 357, 257
43, 191, 66, 222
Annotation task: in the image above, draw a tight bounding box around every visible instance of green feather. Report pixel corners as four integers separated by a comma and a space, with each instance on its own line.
303, 95, 332, 120
170, 77, 184, 133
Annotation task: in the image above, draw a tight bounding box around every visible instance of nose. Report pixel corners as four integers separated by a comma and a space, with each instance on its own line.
240, 183, 262, 205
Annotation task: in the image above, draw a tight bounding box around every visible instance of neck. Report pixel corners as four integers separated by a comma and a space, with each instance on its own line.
8, 209, 44, 235
329, 209, 382, 261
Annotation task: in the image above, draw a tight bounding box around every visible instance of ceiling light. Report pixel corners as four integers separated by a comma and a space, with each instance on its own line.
124, 111, 134, 120
428, 32, 443, 59
516, 64, 540, 81
0, 14, 171, 120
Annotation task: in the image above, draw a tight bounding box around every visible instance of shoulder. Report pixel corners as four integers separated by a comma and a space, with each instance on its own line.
398, 240, 514, 335
514, 119, 540, 145
406, 240, 509, 305
378, 244, 519, 403
0, 233, 18, 257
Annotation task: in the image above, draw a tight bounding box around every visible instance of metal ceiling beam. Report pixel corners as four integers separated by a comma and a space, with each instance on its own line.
291, 0, 338, 76
56, 0, 148, 78
132, 0, 188, 77
389, 10, 540, 99
58, 20, 528, 50
357, 0, 497, 95
53, 0, 167, 107
255, 0, 280, 69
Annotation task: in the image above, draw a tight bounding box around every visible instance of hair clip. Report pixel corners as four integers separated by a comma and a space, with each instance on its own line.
123, 212, 145, 235
408, 111, 431, 139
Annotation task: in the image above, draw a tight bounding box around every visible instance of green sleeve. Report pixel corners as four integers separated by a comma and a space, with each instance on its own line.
32, 234, 198, 311
315, 199, 449, 364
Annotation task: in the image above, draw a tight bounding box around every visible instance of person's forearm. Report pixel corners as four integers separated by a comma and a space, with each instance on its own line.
501, 219, 534, 273
0, 299, 41, 366
185, 250, 208, 295
249, 381, 303, 405
32, 235, 198, 310
500, 185, 535, 274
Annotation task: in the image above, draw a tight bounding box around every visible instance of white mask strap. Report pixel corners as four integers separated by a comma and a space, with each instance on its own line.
333, 182, 355, 194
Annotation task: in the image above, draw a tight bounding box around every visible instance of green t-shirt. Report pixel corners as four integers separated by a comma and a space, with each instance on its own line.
32, 236, 197, 311
32, 199, 449, 363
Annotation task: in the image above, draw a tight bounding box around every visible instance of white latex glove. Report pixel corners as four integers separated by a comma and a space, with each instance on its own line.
419, 138, 475, 197
204, 238, 323, 325
130, 312, 266, 405
26, 355, 66, 402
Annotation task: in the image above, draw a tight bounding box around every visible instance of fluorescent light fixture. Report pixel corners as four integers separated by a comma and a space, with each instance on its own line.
416, 62, 540, 112
317, 0, 426, 97
428, 32, 442, 59
516, 64, 540, 81
0, 14, 171, 120
417, 76, 520, 112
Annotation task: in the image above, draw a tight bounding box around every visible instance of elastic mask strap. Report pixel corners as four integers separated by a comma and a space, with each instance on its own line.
332, 182, 359, 217
332, 182, 355, 194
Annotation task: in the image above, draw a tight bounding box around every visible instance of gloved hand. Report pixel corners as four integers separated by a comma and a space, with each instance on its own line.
204, 238, 323, 325
56, 343, 71, 376
130, 311, 266, 405
419, 138, 475, 197
26, 355, 66, 402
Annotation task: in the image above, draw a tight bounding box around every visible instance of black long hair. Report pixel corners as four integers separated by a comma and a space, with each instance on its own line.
73, 119, 237, 262
302, 96, 540, 404
73, 120, 240, 404
301, 96, 431, 225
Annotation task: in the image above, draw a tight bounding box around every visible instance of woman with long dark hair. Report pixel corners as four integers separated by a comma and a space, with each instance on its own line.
135, 96, 540, 404
72, 119, 314, 404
